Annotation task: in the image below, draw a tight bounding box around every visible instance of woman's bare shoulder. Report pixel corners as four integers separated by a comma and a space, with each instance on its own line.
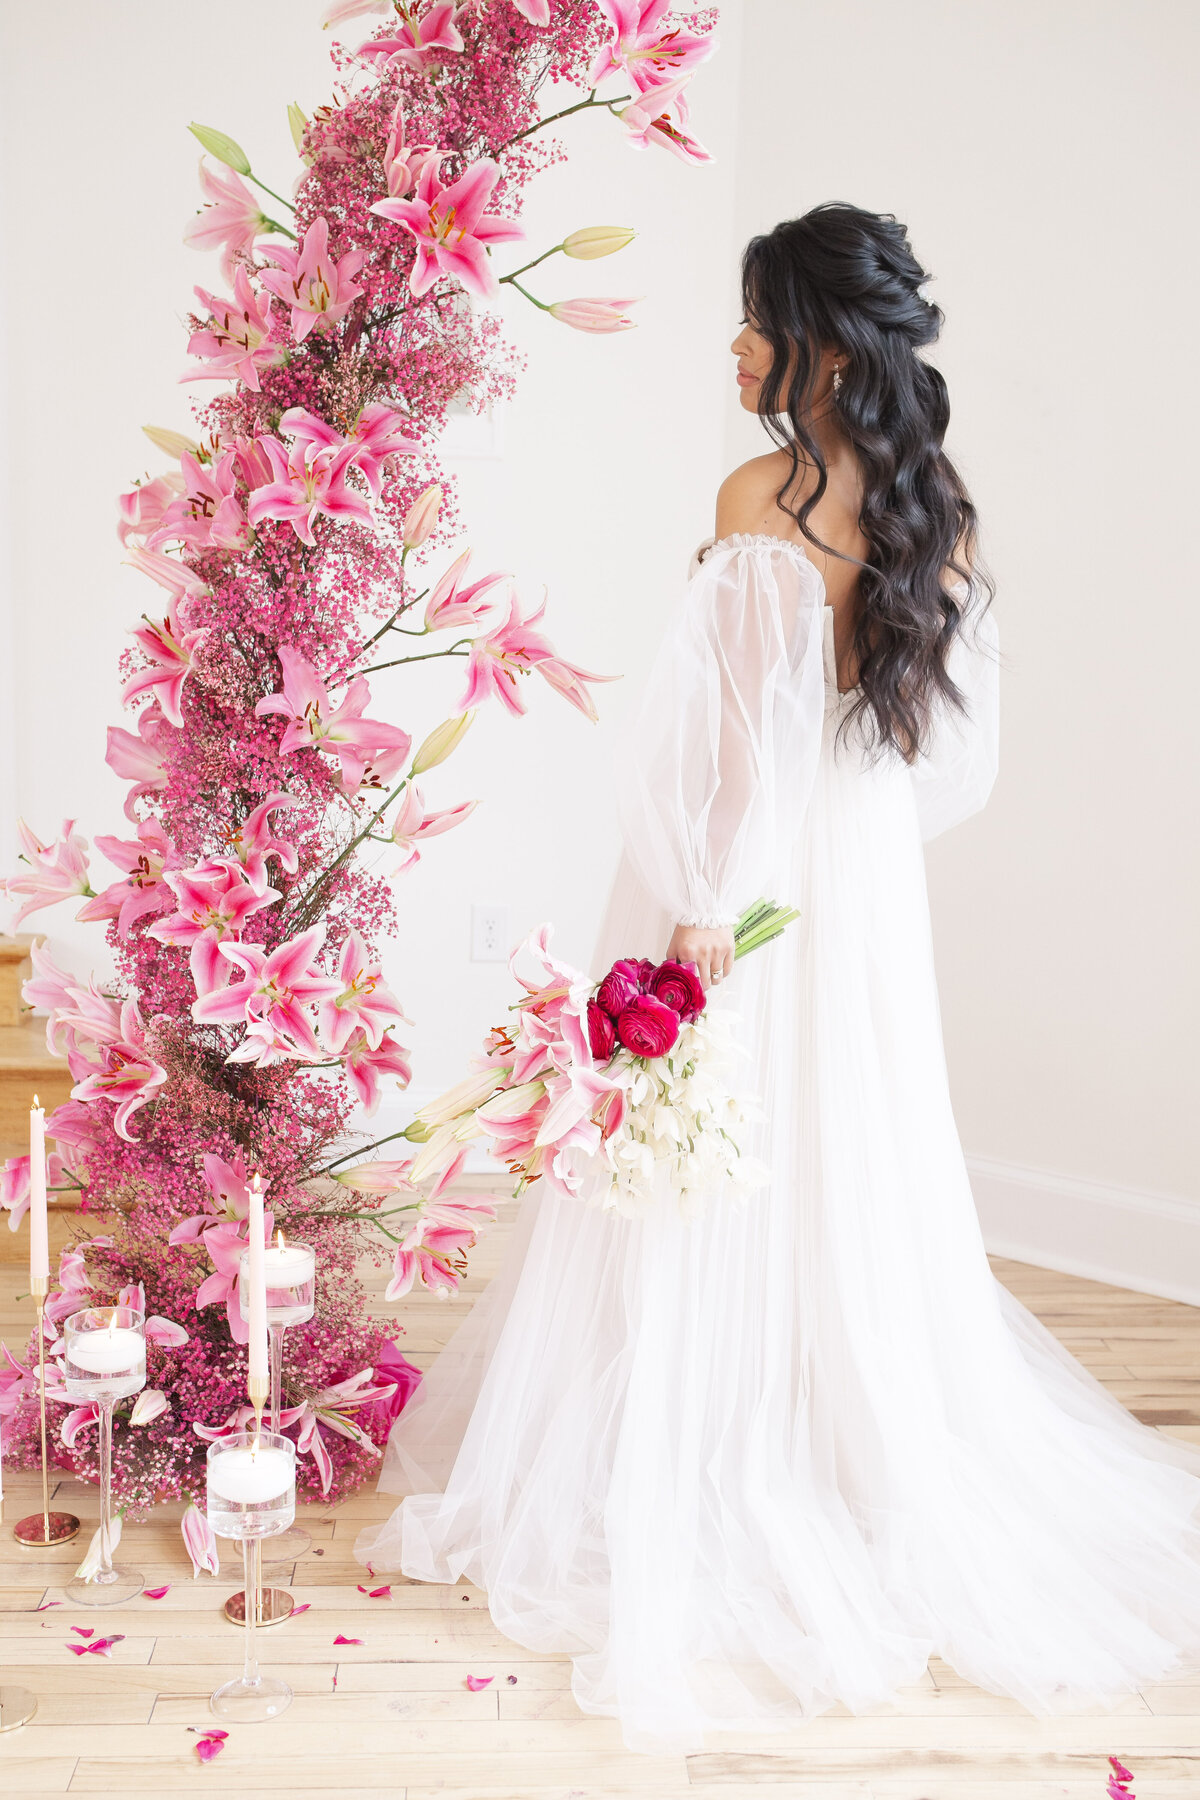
714, 452, 797, 539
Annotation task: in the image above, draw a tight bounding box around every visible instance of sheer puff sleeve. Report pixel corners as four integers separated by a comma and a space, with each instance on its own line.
909, 583, 1000, 841
617, 533, 828, 929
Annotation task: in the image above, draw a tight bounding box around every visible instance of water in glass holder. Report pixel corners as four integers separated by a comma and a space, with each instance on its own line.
238, 1240, 315, 1565
206, 1431, 296, 1722
63, 1306, 147, 1606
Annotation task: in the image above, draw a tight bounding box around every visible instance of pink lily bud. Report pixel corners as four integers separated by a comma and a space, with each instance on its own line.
142, 425, 201, 460
548, 297, 640, 335
402, 483, 443, 548
561, 226, 636, 261
188, 122, 251, 176
288, 103, 309, 157
410, 710, 473, 774
129, 1388, 169, 1426
181, 1502, 220, 1578
75, 1514, 122, 1583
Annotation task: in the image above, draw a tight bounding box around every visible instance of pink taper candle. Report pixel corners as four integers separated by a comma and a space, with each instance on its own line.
28, 1096, 49, 1285
246, 1175, 268, 1390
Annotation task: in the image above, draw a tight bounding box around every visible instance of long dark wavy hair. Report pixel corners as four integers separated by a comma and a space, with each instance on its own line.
741, 202, 993, 763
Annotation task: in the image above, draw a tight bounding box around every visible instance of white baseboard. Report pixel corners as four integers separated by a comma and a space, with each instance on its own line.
968, 1154, 1200, 1307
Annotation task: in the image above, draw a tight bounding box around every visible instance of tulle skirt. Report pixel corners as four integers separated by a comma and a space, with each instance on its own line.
357, 698, 1200, 1753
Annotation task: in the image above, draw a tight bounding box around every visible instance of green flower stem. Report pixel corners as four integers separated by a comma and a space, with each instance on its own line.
247, 171, 296, 213
361, 643, 470, 674
507, 89, 631, 146
499, 243, 565, 285
506, 278, 552, 313
312, 1126, 420, 1178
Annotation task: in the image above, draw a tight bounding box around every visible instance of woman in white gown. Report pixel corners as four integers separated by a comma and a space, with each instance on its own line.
358, 203, 1200, 1752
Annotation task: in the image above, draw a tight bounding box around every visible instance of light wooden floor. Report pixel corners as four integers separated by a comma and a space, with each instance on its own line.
2, 1203, 1199, 1800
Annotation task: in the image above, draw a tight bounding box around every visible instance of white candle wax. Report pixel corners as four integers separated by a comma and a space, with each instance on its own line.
70, 1329, 145, 1374
262, 1244, 315, 1287
29, 1100, 49, 1284
246, 1178, 268, 1385
207, 1445, 293, 1504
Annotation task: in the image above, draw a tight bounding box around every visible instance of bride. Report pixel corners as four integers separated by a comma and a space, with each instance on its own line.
357, 202, 1200, 1752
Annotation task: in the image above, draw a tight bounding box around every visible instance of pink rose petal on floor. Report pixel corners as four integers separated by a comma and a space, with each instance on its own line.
333, 1634, 363, 1645
69, 1635, 124, 1657
71, 1626, 96, 1637
356, 1583, 391, 1598
290, 1602, 311, 1615
195, 1732, 227, 1763
34, 1601, 62, 1611
143, 1585, 171, 1600
1109, 1760, 1135, 1784
465, 1674, 493, 1691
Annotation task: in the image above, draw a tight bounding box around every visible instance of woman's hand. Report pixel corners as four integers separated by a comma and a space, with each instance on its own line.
666, 924, 735, 989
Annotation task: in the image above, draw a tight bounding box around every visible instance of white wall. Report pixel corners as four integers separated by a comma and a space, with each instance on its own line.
727, 0, 1200, 1292
3, 2, 1197, 1297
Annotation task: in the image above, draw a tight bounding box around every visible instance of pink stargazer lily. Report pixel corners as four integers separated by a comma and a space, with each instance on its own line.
620, 76, 712, 163
390, 785, 476, 873
121, 596, 207, 726
382, 100, 437, 199
385, 1196, 494, 1301
129, 1388, 170, 1426
67, 1000, 168, 1141
343, 1029, 413, 1114
62, 1402, 101, 1448
183, 268, 283, 390
548, 296, 640, 334
357, 3, 465, 72
345, 403, 421, 499
255, 647, 411, 790
458, 589, 612, 722
181, 1503, 220, 1578
589, 0, 714, 95
117, 473, 185, 547
1, 1148, 67, 1231
218, 792, 299, 894
424, 550, 507, 630
247, 430, 371, 546
193, 926, 341, 1064
183, 160, 275, 282
148, 862, 281, 997
3, 820, 91, 925
169, 1153, 262, 1252
259, 216, 366, 342
124, 542, 207, 605
320, 0, 391, 28
151, 449, 249, 553
106, 707, 173, 821
191, 1219, 256, 1341
370, 155, 523, 300
76, 819, 173, 938
319, 930, 406, 1055
512, 0, 550, 21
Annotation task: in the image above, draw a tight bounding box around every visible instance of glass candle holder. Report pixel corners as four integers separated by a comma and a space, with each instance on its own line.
206, 1430, 296, 1722
63, 1306, 146, 1606
239, 1240, 315, 1565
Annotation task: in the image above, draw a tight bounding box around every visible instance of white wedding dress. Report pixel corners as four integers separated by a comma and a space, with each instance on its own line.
358, 533, 1200, 1752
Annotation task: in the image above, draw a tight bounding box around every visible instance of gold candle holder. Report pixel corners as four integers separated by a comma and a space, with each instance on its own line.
12, 1278, 80, 1548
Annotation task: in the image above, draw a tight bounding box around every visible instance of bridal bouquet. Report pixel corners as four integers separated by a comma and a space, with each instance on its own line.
403, 902, 796, 1221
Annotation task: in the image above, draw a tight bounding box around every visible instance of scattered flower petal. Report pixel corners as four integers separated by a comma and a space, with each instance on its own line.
465, 1674, 493, 1690
143, 1585, 171, 1600
333, 1634, 363, 1645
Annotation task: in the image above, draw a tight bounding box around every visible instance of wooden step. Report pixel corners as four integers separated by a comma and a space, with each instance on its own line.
0, 1018, 74, 1160
0, 933, 36, 1026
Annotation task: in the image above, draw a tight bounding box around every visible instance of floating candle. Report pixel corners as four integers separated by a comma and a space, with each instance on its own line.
69, 1328, 146, 1376
207, 1445, 294, 1506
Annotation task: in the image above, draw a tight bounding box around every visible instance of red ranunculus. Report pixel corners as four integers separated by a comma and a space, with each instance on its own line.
634, 957, 657, 989
587, 997, 617, 1061
615, 993, 680, 1057
649, 959, 706, 1023
596, 965, 639, 1019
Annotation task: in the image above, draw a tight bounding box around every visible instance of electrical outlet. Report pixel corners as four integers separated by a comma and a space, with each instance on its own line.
471, 903, 509, 963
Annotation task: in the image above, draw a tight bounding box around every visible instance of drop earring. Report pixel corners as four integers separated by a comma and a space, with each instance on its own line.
832, 365, 843, 396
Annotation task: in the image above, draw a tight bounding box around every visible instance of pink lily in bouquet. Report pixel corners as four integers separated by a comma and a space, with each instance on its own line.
183, 269, 283, 390
458, 588, 611, 722
21, 941, 80, 1050
181, 1502, 220, 1578
259, 216, 366, 342
123, 543, 207, 605
3, 820, 91, 926
247, 428, 371, 545
381, 100, 438, 199
67, 1001, 168, 1142
619, 76, 712, 164
589, 0, 714, 95
121, 596, 208, 727
45, 1241, 104, 1327
169, 1152, 262, 1248
219, 792, 300, 894
343, 1028, 413, 1113
192, 926, 341, 1064
0, 1342, 36, 1423
385, 1189, 496, 1301
151, 449, 249, 553
117, 473, 185, 547
1, 1147, 68, 1230
345, 403, 421, 498
76, 819, 173, 939
106, 708, 173, 820
183, 159, 277, 281
357, 3, 465, 72
191, 1219, 258, 1342
318, 930, 406, 1056
390, 785, 476, 873
370, 155, 524, 300
424, 551, 507, 631
149, 861, 281, 996
255, 648, 411, 789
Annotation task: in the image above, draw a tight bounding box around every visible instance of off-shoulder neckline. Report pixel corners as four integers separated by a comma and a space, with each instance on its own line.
696, 531, 813, 565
